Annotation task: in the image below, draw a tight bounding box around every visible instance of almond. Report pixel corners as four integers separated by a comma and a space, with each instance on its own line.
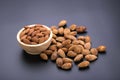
90, 48, 98, 56
40, 53, 48, 61
84, 42, 91, 50
58, 20, 67, 27
61, 63, 72, 70
85, 54, 97, 61
67, 51, 77, 58
58, 27, 64, 35
70, 24, 77, 31
78, 61, 90, 68
57, 49, 66, 58
97, 45, 106, 52
51, 51, 58, 61
56, 58, 63, 67
74, 54, 83, 62
63, 58, 73, 63
64, 28, 70, 35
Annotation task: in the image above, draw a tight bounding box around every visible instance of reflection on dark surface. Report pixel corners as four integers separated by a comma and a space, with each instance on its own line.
99, 51, 107, 54
21, 50, 48, 64
77, 31, 87, 37
56, 65, 72, 71
78, 66, 90, 71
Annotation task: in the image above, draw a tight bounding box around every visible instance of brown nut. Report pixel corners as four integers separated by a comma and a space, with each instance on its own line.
40, 53, 48, 61
56, 37, 65, 42
51, 51, 58, 61
69, 45, 82, 54
58, 20, 67, 27
72, 40, 80, 45
77, 36, 85, 41
49, 45, 57, 51
67, 51, 77, 58
50, 26, 57, 30
52, 28, 58, 34
39, 37, 45, 43
64, 34, 76, 40
52, 38, 57, 44
52, 33, 57, 39
61, 47, 68, 53
78, 61, 90, 68
56, 58, 63, 67
62, 39, 71, 46
97, 45, 106, 52
61, 63, 72, 70
84, 35, 91, 43
58, 27, 64, 35
27, 28, 34, 36
90, 48, 98, 56
65, 44, 73, 49
70, 24, 77, 31
39, 27, 47, 32
69, 31, 77, 36
84, 42, 91, 50
20, 35, 27, 41
85, 54, 97, 61
22, 38, 31, 44
44, 35, 49, 41
64, 28, 70, 35
79, 40, 85, 46
20, 30, 26, 38
27, 36, 32, 40
76, 25, 86, 33
82, 49, 90, 55
31, 31, 37, 37
36, 33, 44, 37
74, 54, 83, 62
43, 50, 53, 56
56, 42, 63, 48
57, 49, 66, 58
31, 36, 39, 43
63, 58, 73, 63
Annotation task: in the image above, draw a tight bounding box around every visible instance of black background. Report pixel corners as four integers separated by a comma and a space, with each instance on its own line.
0, 0, 120, 80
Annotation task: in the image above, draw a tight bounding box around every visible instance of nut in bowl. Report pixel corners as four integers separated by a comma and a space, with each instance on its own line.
17, 24, 53, 55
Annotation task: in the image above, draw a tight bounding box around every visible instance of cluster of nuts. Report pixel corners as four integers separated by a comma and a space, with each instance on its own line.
39, 20, 106, 70
20, 24, 50, 45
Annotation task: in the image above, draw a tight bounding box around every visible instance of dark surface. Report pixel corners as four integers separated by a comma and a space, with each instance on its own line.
0, 0, 120, 80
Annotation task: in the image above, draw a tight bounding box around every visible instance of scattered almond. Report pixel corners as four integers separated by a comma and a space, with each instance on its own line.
40, 53, 48, 61
70, 24, 77, 31
58, 20, 67, 27
51, 51, 58, 61
84, 42, 91, 50
85, 54, 97, 61
61, 63, 72, 70
63, 58, 73, 63
90, 48, 98, 56
78, 61, 90, 68
67, 51, 77, 58
56, 58, 63, 67
58, 49, 66, 58
97, 45, 106, 52
74, 54, 83, 62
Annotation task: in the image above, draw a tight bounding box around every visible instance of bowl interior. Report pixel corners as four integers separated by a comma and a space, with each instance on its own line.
17, 24, 52, 47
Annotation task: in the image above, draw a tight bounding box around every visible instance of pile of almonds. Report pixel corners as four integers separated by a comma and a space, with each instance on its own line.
20, 24, 50, 45
39, 20, 106, 70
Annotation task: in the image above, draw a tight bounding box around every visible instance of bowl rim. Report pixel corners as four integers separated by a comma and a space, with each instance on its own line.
17, 24, 52, 47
